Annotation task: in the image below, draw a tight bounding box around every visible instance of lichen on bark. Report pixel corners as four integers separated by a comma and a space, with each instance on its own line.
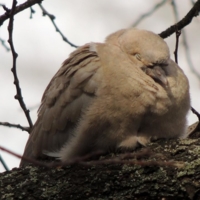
1, 131, 200, 200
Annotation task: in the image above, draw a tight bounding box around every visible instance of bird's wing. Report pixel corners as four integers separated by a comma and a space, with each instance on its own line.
21, 44, 101, 164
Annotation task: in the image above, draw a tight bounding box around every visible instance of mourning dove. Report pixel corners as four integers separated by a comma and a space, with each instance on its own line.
20, 28, 190, 166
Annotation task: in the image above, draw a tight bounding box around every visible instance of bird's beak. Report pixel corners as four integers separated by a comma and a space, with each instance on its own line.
145, 66, 168, 87
154, 72, 168, 87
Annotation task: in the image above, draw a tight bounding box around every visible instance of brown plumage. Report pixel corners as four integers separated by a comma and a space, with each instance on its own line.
20, 28, 190, 166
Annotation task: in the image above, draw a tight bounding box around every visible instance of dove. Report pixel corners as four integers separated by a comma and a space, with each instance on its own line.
20, 28, 190, 166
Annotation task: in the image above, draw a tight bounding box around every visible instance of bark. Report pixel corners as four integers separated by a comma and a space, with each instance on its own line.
1, 127, 200, 200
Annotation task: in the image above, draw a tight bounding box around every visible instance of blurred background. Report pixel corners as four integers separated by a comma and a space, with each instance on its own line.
0, 0, 199, 172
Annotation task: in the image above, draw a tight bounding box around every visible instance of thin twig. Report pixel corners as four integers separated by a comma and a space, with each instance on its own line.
171, 0, 181, 64
182, 29, 200, 79
171, 0, 200, 128
0, 122, 30, 132
0, 146, 50, 168
190, 107, 200, 134
29, 6, 35, 19
132, 0, 167, 27
174, 29, 181, 64
0, 0, 43, 26
0, 145, 184, 169
7, 0, 33, 130
38, 3, 78, 48
0, 1, 77, 48
0, 3, 10, 12
1, 0, 199, 43
0, 37, 10, 51
171, 0, 200, 79
191, 107, 200, 121
159, 0, 200, 38
0, 154, 9, 171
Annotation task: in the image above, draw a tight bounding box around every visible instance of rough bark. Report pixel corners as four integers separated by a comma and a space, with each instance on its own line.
1, 127, 200, 200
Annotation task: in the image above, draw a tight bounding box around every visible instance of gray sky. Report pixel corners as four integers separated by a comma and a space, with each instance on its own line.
0, 0, 200, 172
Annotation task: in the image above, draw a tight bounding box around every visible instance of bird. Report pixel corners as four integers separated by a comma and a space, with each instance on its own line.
20, 28, 190, 166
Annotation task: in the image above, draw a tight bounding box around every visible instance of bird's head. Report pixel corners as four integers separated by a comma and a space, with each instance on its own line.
106, 28, 170, 65
106, 28, 170, 87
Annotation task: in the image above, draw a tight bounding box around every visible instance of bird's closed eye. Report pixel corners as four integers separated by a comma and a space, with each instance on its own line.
153, 60, 168, 67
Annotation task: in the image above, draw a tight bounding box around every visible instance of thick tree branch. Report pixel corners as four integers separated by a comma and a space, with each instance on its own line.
1, 135, 200, 199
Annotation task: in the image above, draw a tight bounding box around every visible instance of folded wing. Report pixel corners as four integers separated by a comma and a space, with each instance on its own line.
20, 44, 101, 166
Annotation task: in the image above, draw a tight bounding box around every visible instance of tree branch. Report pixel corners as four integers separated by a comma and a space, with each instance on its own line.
1, 136, 200, 199
7, 0, 33, 130
38, 3, 78, 48
0, 122, 29, 132
132, 0, 167, 27
0, 37, 10, 51
0, 155, 9, 171
159, 0, 200, 38
0, 0, 43, 26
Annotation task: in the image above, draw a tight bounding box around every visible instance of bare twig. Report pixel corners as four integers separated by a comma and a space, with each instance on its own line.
191, 107, 200, 121
7, 0, 33, 130
174, 29, 181, 64
0, 146, 51, 168
0, 1, 77, 48
29, 6, 35, 19
132, 0, 167, 27
182, 29, 200, 79
0, 0, 43, 26
190, 107, 200, 134
0, 145, 184, 169
0, 122, 30, 132
0, 3, 10, 12
171, 0, 181, 64
171, 0, 200, 79
159, 0, 200, 38
0, 154, 9, 171
0, 37, 10, 51
171, 1, 200, 131
38, 3, 78, 48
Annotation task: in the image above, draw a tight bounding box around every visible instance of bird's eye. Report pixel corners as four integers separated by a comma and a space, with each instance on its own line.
153, 60, 168, 66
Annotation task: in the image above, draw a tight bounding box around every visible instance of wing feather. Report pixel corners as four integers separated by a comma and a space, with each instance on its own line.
20, 44, 101, 165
